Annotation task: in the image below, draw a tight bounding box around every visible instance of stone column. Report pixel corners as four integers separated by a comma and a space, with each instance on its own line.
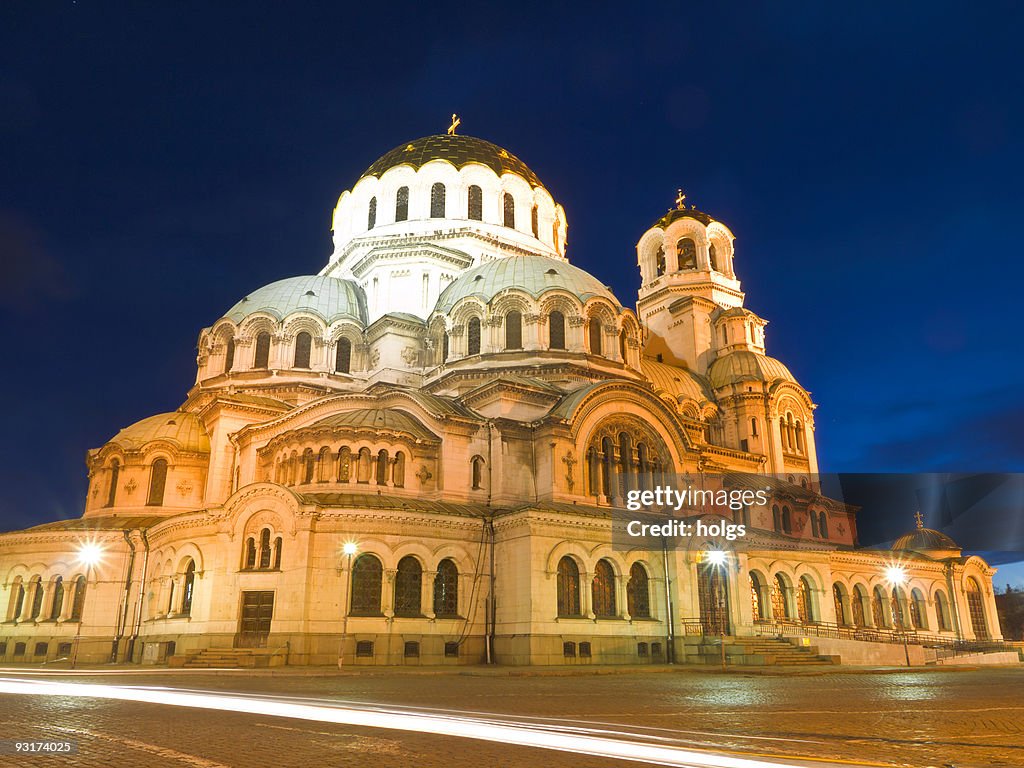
382, 569, 396, 619
422, 571, 436, 619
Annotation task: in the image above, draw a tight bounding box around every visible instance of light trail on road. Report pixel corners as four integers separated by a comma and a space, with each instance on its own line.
0, 677, 881, 768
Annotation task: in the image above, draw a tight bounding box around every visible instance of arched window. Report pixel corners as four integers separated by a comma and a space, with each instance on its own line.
771, 574, 789, 620
626, 563, 650, 618
797, 577, 814, 623
335, 338, 352, 374
350, 554, 383, 616
224, 337, 235, 373
619, 329, 628, 362
556, 556, 581, 616
49, 576, 64, 621
301, 448, 315, 484
356, 447, 371, 483
600, 437, 614, 498
833, 583, 847, 625
471, 455, 485, 490
392, 451, 405, 488
502, 192, 515, 228
182, 560, 196, 616
592, 559, 616, 617
505, 310, 522, 350
467, 185, 482, 220
336, 447, 351, 483
430, 182, 446, 218
147, 458, 168, 506
530, 204, 538, 237
781, 506, 792, 534
852, 585, 868, 627
375, 449, 389, 485
106, 460, 120, 507
273, 537, 282, 570
935, 590, 952, 631
871, 586, 888, 627
254, 332, 271, 368
9, 579, 25, 621
818, 512, 829, 539
966, 577, 988, 639
433, 559, 459, 617
772, 505, 781, 533
367, 196, 377, 229
811, 510, 820, 537
618, 432, 633, 495
467, 317, 481, 356
910, 588, 926, 630
588, 317, 602, 355
709, 242, 719, 271
294, 332, 312, 368
548, 310, 565, 349
677, 237, 697, 270
258, 529, 272, 570
655, 246, 666, 276
244, 537, 256, 569
394, 556, 422, 617
795, 421, 804, 453
441, 331, 449, 362
70, 575, 87, 621
395, 186, 409, 222
750, 417, 758, 437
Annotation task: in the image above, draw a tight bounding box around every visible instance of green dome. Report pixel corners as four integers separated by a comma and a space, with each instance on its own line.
224, 275, 367, 326
434, 255, 620, 313
362, 134, 544, 188
708, 351, 797, 389
108, 412, 210, 454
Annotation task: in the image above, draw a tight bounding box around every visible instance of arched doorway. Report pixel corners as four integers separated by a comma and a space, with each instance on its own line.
697, 561, 730, 635
965, 577, 988, 639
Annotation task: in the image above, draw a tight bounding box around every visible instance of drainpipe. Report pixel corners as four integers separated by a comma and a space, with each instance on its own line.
662, 536, 675, 664
486, 516, 496, 664
112, 530, 137, 662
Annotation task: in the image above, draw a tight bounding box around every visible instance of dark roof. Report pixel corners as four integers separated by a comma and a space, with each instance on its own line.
651, 207, 715, 229
361, 134, 544, 188
892, 528, 961, 554
15, 515, 166, 533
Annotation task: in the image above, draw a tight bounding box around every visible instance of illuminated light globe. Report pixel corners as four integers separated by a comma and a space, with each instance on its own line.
704, 550, 727, 567
885, 565, 906, 585
77, 541, 104, 567
342, 542, 358, 557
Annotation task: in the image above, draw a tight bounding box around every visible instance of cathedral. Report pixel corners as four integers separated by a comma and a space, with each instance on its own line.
0, 127, 1004, 667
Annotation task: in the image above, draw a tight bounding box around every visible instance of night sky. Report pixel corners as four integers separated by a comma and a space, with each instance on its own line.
2, 4, 1022, 574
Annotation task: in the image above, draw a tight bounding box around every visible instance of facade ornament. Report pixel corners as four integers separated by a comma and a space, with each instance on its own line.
400, 346, 419, 366
524, 313, 542, 325
416, 465, 433, 485
123, 478, 138, 495
369, 348, 380, 368
562, 452, 577, 491
568, 315, 587, 327
176, 479, 193, 497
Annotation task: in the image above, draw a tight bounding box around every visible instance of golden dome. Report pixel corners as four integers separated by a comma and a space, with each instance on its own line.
107, 412, 210, 454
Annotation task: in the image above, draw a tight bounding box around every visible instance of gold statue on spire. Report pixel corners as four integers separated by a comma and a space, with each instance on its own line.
914, 510, 924, 529
676, 188, 686, 209
447, 113, 461, 135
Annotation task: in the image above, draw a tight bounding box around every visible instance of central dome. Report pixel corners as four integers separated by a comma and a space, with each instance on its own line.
361, 134, 544, 189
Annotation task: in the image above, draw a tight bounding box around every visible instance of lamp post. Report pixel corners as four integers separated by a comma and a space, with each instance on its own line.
705, 549, 728, 672
338, 541, 358, 667
71, 542, 104, 669
885, 564, 911, 667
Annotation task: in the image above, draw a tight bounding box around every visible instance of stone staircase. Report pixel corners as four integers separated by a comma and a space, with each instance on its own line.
683, 636, 839, 667
170, 647, 286, 669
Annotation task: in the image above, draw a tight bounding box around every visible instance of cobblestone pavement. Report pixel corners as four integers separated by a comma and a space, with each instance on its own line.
1, 667, 1022, 768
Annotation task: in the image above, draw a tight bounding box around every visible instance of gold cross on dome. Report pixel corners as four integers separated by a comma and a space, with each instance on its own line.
676, 189, 686, 209
447, 113, 461, 135
914, 510, 924, 529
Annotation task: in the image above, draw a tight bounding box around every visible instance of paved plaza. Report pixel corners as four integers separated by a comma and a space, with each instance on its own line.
1, 666, 1022, 768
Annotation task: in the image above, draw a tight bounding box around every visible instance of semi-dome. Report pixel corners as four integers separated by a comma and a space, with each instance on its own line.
107, 412, 210, 454
892, 528, 961, 557
223, 275, 367, 326
434, 255, 620, 313
362, 134, 544, 189
708, 350, 797, 389
641, 359, 714, 403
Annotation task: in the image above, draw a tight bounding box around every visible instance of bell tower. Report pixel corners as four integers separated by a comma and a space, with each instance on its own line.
635, 193, 743, 375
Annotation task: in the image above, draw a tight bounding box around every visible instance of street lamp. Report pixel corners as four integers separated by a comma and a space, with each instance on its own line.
71, 541, 104, 669
884, 564, 911, 667
339, 541, 358, 667
704, 549, 729, 671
